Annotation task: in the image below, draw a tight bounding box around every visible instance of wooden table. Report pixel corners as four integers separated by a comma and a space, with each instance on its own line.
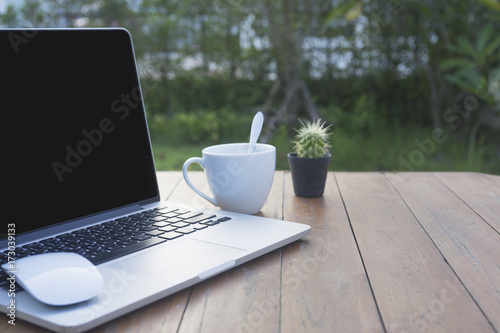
5, 172, 500, 332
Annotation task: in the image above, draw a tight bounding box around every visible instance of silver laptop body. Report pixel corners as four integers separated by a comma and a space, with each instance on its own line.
0, 28, 310, 332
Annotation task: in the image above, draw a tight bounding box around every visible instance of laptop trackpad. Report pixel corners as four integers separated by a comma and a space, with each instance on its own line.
108, 239, 246, 283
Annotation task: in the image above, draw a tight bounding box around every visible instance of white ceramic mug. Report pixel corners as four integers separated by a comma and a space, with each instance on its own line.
182, 143, 276, 214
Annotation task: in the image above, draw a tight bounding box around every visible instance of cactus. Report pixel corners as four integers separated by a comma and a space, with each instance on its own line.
293, 119, 332, 159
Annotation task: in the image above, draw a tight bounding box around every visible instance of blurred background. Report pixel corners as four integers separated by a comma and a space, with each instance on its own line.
1, 0, 499, 173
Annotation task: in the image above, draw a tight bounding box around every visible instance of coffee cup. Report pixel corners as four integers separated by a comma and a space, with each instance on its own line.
182, 143, 276, 214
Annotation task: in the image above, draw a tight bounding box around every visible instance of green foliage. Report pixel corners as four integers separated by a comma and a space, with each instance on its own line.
441, 22, 500, 169
476, 0, 500, 12
151, 121, 500, 174
350, 94, 380, 133
152, 142, 205, 171
293, 119, 332, 159
142, 76, 271, 116
321, 93, 386, 136
323, 0, 362, 27
441, 24, 500, 106
308, 73, 432, 128
1, 0, 499, 174
0, 5, 18, 26
148, 108, 253, 146
329, 125, 499, 173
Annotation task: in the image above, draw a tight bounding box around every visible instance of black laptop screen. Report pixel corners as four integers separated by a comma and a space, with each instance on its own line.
2, 29, 159, 238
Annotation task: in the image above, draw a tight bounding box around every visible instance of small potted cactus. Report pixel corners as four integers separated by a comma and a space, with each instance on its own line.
288, 118, 332, 197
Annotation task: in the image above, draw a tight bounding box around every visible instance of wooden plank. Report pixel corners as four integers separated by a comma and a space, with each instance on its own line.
178, 250, 282, 333
156, 171, 183, 201
177, 172, 285, 332
337, 172, 493, 333
387, 172, 500, 331
166, 171, 215, 210
486, 173, 500, 186
255, 170, 285, 220
92, 289, 191, 333
281, 172, 383, 332
434, 172, 500, 233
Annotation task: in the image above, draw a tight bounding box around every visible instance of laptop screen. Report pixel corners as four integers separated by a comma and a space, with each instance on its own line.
2, 29, 159, 239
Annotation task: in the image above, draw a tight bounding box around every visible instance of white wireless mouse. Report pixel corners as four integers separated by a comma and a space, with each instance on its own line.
1, 252, 104, 306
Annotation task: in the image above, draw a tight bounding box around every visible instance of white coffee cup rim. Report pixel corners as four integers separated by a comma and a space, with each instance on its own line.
202, 143, 275, 156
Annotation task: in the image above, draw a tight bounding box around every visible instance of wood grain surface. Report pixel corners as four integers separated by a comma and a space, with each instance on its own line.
3, 171, 499, 333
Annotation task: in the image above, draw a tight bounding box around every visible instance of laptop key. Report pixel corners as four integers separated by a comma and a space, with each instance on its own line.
159, 225, 178, 232
159, 231, 183, 240
146, 230, 165, 237
184, 213, 216, 224
192, 223, 208, 230
152, 221, 169, 227
90, 237, 167, 265
1, 207, 227, 270
133, 234, 152, 241
200, 220, 219, 226
165, 217, 183, 223
88, 246, 109, 255
139, 226, 157, 231
162, 212, 180, 218
104, 244, 124, 251
158, 207, 178, 214
174, 209, 190, 215
178, 211, 203, 220
175, 227, 196, 234
119, 239, 139, 246
171, 222, 190, 228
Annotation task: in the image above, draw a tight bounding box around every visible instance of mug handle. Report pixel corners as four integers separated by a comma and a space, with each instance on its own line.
182, 157, 218, 206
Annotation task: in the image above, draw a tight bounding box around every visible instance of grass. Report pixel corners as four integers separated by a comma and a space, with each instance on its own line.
151, 142, 205, 171
150, 124, 500, 175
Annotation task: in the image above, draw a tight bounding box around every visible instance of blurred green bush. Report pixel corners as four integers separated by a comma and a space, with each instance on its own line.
148, 108, 254, 145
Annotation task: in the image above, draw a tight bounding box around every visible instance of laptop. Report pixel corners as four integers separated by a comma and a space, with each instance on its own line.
0, 28, 310, 332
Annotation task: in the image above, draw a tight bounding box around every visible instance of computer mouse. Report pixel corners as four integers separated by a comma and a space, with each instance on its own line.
1, 252, 104, 306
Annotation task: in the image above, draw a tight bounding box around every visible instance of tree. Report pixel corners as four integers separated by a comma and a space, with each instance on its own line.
258, 0, 360, 142
0, 5, 19, 27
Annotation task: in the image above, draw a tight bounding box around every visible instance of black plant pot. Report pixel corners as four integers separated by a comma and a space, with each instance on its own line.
288, 152, 331, 197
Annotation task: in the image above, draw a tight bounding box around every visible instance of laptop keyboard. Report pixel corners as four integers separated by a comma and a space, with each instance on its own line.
0, 206, 231, 290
